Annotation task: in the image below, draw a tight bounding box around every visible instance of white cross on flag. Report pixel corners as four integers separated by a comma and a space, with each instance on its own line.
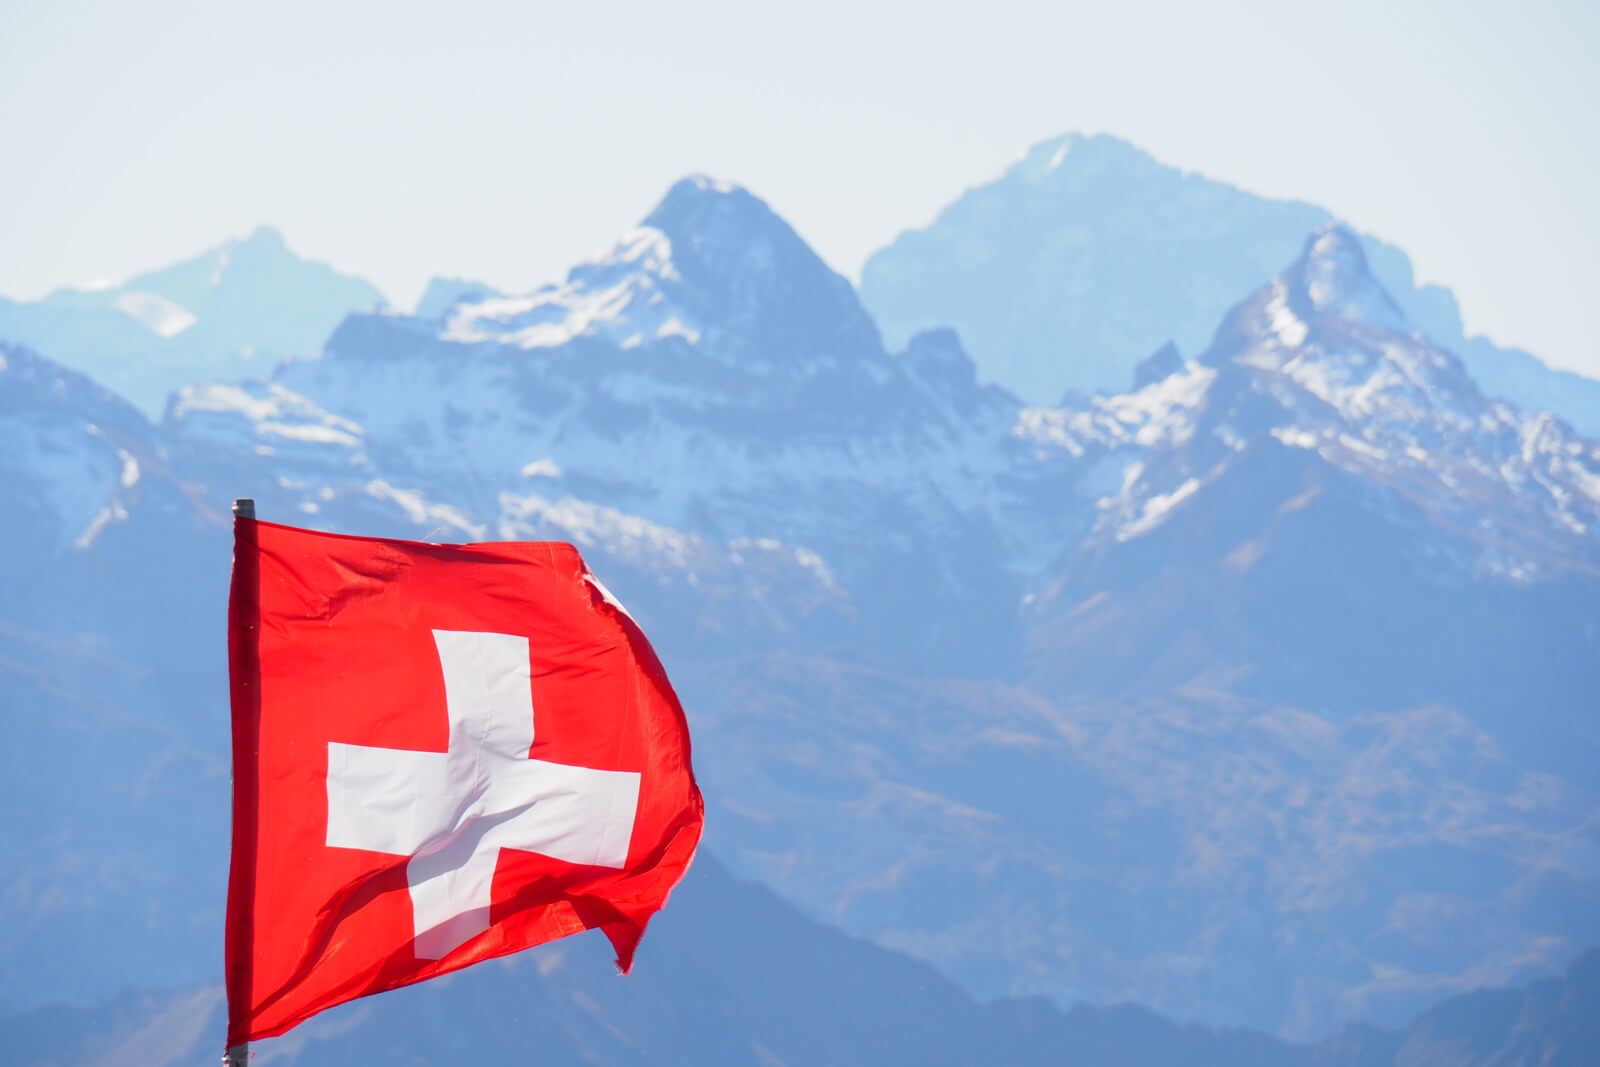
225, 517, 703, 1045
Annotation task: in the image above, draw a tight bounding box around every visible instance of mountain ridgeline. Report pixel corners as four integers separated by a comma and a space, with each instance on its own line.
1, 148, 1598, 1061
861, 132, 1600, 437
0, 226, 384, 417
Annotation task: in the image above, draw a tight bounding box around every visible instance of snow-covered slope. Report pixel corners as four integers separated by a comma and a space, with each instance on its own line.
0, 342, 172, 565
0, 227, 385, 417
1016, 225, 1600, 577
1015, 224, 1600, 791
168, 177, 1026, 673
861, 133, 1600, 437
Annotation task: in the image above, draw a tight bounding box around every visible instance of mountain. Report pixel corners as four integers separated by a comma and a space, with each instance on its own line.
859, 132, 1600, 437
1023, 224, 1600, 722
1385, 946, 1600, 1067
166, 176, 1026, 675
0, 342, 233, 1008
5, 854, 1596, 1066
0, 228, 385, 417
160, 196, 1600, 1037
2, 177, 1597, 1044
978, 226, 1600, 1030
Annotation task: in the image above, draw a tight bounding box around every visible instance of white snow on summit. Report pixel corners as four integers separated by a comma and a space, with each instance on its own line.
1014, 362, 1216, 456
171, 381, 367, 462
441, 227, 698, 352
113, 291, 197, 338
1295, 226, 1409, 332
1001, 224, 1600, 563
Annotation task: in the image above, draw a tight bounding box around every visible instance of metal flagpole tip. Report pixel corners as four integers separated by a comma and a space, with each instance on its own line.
233, 498, 256, 520
224, 1044, 249, 1065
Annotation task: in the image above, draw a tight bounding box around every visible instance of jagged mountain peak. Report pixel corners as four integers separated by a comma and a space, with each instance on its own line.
121, 224, 380, 310
0, 226, 386, 416
639, 174, 799, 275
859, 133, 1594, 423
643, 174, 751, 222
637, 175, 878, 356
1013, 222, 1600, 578
1281, 222, 1410, 333
422, 176, 881, 371
897, 327, 1002, 416
1206, 223, 1478, 421
1007, 131, 1162, 186
1133, 341, 1185, 390
174, 225, 292, 279
233, 224, 288, 250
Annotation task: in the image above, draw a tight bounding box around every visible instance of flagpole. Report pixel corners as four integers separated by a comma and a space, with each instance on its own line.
226, 498, 255, 1067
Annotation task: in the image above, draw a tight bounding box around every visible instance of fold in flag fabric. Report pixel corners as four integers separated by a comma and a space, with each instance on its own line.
226, 517, 703, 1044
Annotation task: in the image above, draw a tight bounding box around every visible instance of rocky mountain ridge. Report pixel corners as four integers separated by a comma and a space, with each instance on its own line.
0, 227, 384, 417
861, 132, 1600, 438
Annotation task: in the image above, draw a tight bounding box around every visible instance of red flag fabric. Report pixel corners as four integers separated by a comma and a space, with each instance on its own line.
225, 517, 703, 1044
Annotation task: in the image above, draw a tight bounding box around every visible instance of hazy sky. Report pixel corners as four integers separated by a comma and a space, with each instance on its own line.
3, 0, 1596, 376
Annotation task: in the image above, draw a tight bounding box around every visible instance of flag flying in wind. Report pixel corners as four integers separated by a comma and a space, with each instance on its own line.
225, 516, 703, 1045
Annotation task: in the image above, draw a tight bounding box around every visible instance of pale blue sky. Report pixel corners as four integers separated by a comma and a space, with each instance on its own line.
2, 0, 1596, 376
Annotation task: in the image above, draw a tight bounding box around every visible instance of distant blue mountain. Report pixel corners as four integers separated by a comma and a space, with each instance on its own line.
0, 227, 385, 417
860, 132, 1600, 437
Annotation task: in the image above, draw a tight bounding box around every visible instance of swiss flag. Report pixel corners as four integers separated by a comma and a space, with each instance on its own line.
225, 516, 703, 1044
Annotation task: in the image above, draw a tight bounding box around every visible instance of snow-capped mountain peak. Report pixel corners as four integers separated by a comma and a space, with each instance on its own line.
1179, 234, 1600, 573
1283, 223, 1410, 333
640, 175, 777, 261
1209, 222, 1483, 431
437, 224, 694, 353
1005, 131, 1150, 187
0, 226, 386, 416
1008, 222, 1600, 573
637, 175, 883, 365
407, 176, 881, 377
120, 224, 352, 317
